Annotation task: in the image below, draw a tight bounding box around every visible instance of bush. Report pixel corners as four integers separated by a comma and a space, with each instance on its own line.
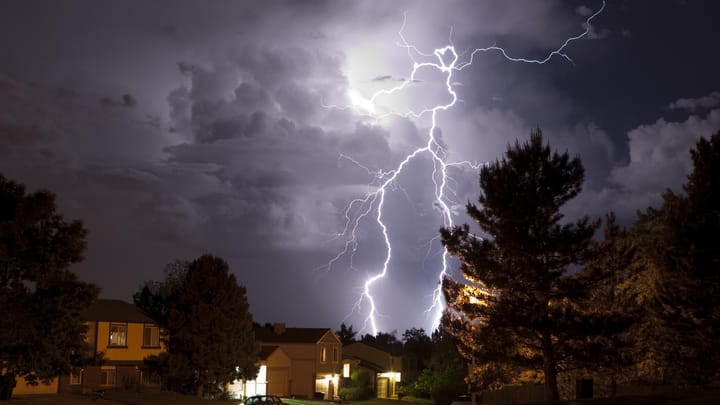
339, 370, 373, 400
339, 386, 371, 401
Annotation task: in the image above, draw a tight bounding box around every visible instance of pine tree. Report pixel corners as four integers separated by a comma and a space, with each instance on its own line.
576, 213, 637, 395
627, 130, 720, 382
441, 129, 600, 400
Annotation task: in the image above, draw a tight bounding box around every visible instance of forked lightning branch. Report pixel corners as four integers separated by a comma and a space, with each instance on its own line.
322, 1, 606, 335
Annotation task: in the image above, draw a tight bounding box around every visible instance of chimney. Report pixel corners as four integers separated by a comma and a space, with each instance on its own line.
273, 323, 286, 335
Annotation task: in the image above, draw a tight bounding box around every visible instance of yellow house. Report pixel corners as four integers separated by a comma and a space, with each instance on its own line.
59, 299, 165, 392
12, 299, 164, 396
342, 342, 402, 398
254, 324, 343, 400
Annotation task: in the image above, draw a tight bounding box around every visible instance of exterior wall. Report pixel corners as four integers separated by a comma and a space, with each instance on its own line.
57, 320, 164, 393
343, 343, 402, 399
95, 321, 164, 361
558, 369, 614, 400
290, 358, 315, 398
343, 343, 396, 371
12, 376, 58, 395
316, 333, 342, 375
483, 384, 546, 405
259, 329, 343, 399
267, 349, 292, 397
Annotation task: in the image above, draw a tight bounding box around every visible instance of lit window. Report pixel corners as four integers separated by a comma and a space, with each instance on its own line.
321, 345, 327, 363
69, 370, 83, 385
109, 323, 127, 347
333, 344, 338, 363
100, 367, 117, 386
343, 363, 350, 378
143, 324, 160, 347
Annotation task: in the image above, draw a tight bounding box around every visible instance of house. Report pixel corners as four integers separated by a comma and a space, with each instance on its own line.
342, 342, 402, 398
251, 323, 343, 399
227, 345, 292, 399
12, 299, 164, 396
59, 299, 165, 392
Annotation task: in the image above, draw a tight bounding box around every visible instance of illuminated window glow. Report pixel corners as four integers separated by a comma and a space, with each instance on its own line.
343, 363, 350, 378
379, 371, 401, 382
109, 324, 127, 347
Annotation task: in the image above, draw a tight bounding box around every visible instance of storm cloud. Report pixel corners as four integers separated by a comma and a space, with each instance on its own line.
1, 0, 719, 333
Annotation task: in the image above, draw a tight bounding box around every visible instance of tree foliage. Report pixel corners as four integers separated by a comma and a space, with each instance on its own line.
361, 331, 403, 353
0, 175, 98, 400
133, 259, 188, 328
336, 323, 358, 346
339, 370, 373, 401
401, 331, 467, 405
402, 328, 433, 381
625, 130, 720, 383
441, 129, 606, 400
139, 254, 259, 397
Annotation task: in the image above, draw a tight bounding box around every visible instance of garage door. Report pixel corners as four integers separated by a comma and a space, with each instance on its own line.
267, 368, 289, 397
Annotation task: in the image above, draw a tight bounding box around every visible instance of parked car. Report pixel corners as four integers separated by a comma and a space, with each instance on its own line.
450, 394, 473, 405
244, 395, 286, 405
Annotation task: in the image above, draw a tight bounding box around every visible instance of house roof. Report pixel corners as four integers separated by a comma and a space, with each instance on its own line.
346, 341, 403, 356
254, 326, 334, 344
343, 355, 385, 373
82, 299, 156, 323
259, 345, 280, 360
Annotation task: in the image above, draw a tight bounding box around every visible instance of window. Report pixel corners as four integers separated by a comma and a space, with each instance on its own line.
332, 344, 338, 363
69, 370, 83, 385
343, 363, 350, 378
109, 323, 127, 347
321, 345, 327, 363
100, 366, 117, 386
143, 324, 160, 347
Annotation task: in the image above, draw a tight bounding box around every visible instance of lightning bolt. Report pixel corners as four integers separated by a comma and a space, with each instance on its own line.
323, 1, 606, 335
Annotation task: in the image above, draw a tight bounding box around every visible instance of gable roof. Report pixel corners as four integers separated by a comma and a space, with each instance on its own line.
82, 299, 156, 323
255, 326, 335, 344
259, 345, 280, 360
343, 355, 385, 373
347, 341, 403, 356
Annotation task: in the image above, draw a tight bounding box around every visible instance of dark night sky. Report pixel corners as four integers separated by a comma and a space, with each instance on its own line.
1, 0, 719, 334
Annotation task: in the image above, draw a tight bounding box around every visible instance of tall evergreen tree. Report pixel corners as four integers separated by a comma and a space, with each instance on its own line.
166, 254, 259, 397
627, 130, 720, 382
0, 175, 98, 400
441, 129, 600, 400
576, 213, 637, 395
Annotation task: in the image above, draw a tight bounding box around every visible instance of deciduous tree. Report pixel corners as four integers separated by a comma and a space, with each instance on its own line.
165, 254, 259, 397
0, 175, 98, 400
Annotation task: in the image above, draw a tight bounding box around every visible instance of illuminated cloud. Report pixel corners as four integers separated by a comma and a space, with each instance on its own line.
1, 1, 718, 332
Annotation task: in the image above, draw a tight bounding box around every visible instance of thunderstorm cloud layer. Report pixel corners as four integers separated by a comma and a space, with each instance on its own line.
1, 0, 719, 333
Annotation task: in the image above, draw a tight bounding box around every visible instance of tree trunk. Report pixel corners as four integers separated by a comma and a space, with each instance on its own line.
195, 383, 204, 398
542, 337, 560, 401
0, 372, 16, 401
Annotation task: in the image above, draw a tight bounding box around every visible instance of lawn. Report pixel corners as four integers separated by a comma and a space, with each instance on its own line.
7, 392, 431, 405
8, 388, 720, 405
